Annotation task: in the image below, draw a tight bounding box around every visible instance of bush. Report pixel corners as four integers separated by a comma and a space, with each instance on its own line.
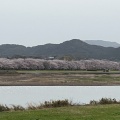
43, 99, 71, 108
90, 100, 98, 105
90, 98, 119, 105
99, 98, 117, 104
0, 104, 10, 112
11, 105, 25, 111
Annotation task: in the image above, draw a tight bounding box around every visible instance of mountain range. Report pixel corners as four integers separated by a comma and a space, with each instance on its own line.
0, 39, 120, 61
84, 40, 120, 48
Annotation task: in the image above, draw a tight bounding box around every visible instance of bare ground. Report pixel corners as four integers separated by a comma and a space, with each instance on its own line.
0, 71, 120, 86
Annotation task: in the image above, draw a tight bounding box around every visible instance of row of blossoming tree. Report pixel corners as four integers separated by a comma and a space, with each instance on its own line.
0, 58, 119, 70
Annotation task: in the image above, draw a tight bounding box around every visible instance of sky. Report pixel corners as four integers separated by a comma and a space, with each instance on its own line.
0, 0, 120, 46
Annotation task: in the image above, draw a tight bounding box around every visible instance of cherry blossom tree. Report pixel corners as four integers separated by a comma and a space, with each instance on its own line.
0, 58, 119, 70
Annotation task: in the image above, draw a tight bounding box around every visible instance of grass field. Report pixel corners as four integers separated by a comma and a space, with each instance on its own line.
0, 70, 120, 85
1, 104, 120, 120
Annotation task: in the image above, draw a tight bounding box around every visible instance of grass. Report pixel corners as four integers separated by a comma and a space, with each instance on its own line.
0, 98, 120, 119
17, 69, 120, 74
0, 100, 71, 112
0, 70, 120, 85
1, 104, 120, 120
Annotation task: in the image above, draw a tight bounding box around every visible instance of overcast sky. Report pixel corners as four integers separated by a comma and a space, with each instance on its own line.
0, 0, 120, 46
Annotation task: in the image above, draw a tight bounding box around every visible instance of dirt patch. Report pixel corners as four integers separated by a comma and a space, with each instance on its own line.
0, 72, 120, 86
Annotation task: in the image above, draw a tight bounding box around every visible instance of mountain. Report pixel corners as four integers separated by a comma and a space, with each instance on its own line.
84, 40, 120, 48
0, 39, 120, 60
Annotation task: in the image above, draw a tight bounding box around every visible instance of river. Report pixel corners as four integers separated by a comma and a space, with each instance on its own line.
0, 86, 120, 106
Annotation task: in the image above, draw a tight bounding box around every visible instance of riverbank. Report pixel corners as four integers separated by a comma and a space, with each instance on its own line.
0, 98, 119, 111
0, 104, 120, 120
0, 70, 120, 86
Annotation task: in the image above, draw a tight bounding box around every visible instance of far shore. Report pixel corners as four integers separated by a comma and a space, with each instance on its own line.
0, 70, 120, 86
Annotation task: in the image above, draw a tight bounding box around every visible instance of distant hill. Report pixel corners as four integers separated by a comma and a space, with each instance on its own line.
0, 39, 120, 60
84, 40, 120, 48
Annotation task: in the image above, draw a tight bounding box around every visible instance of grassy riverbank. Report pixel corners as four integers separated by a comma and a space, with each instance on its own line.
0, 70, 120, 86
1, 104, 120, 120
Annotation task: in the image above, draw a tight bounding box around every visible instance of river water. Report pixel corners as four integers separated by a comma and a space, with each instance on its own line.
0, 86, 120, 106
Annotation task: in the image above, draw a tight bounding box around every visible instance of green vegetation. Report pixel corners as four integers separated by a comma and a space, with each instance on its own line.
17, 70, 120, 74
1, 104, 120, 120
1, 39, 120, 60
17, 70, 120, 85
0, 70, 120, 85
0, 98, 119, 112
1, 98, 120, 119
90, 98, 119, 105
0, 100, 71, 112
0, 70, 17, 74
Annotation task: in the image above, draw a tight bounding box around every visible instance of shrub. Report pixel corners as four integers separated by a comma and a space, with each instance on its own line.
0, 104, 10, 112
27, 103, 38, 110
43, 99, 71, 108
89, 100, 98, 105
90, 98, 119, 105
11, 105, 25, 111
99, 98, 117, 104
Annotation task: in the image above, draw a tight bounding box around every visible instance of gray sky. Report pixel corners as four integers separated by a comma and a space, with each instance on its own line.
0, 0, 120, 46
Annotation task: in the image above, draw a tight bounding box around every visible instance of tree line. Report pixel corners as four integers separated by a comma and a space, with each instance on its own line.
0, 58, 119, 70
